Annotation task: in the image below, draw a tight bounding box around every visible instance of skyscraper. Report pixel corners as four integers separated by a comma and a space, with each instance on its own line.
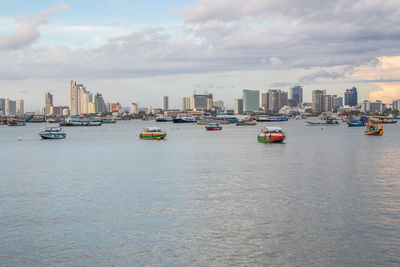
234, 99, 243, 114
264, 89, 288, 113
181, 97, 191, 111
0, 98, 5, 116
323, 95, 332, 112
243, 89, 259, 112
312, 90, 325, 113
16, 100, 24, 116
162, 96, 168, 110
344, 87, 358, 106
5, 98, 16, 116
94, 93, 106, 113
289, 85, 303, 105
261, 93, 269, 109
45, 92, 53, 115
192, 93, 213, 110
70, 81, 79, 115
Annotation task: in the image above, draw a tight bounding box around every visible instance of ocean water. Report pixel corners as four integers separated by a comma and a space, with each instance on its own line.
1, 120, 400, 266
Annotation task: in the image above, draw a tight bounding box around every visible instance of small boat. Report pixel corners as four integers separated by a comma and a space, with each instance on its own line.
173, 116, 196, 123
364, 123, 384, 136
47, 118, 63, 123
59, 118, 102, 126
306, 118, 339, 126
258, 127, 286, 143
7, 120, 26, 126
139, 127, 167, 140
205, 123, 222, 131
236, 120, 257, 126
39, 127, 66, 139
264, 116, 289, 122
155, 116, 173, 122
368, 117, 397, 124
347, 120, 366, 127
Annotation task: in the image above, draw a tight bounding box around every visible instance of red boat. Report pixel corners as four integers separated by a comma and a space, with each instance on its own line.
205, 123, 222, 131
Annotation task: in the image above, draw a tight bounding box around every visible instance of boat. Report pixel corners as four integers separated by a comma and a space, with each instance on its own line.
368, 117, 397, 124
155, 116, 173, 122
205, 123, 222, 131
173, 115, 196, 123
236, 120, 257, 126
7, 120, 26, 126
306, 117, 339, 126
264, 116, 289, 122
347, 120, 366, 127
39, 127, 66, 139
101, 119, 116, 123
258, 127, 286, 143
59, 118, 102, 126
47, 118, 64, 123
139, 127, 167, 140
364, 123, 384, 136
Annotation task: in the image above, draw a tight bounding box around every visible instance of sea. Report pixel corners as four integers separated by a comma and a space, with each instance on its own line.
1, 120, 399, 266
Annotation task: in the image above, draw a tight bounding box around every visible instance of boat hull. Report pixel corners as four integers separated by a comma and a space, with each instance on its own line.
258, 133, 285, 143
39, 133, 66, 139
347, 121, 365, 127
206, 126, 222, 131
369, 119, 397, 124
139, 132, 167, 140
59, 122, 101, 126
364, 130, 383, 136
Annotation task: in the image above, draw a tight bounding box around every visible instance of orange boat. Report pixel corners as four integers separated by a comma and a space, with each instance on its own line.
369, 117, 397, 124
364, 123, 384, 136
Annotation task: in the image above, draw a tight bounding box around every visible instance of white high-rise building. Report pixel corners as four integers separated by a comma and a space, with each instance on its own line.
16, 100, 24, 116
45, 92, 53, 115
70, 81, 79, 115
5, 98, 16, 116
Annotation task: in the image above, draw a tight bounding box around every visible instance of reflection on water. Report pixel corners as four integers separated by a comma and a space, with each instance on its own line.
1, 121, 400, 265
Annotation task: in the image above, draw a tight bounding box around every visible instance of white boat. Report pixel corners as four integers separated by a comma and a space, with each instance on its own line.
59, 118, 102, 126
39, 127, 66, 139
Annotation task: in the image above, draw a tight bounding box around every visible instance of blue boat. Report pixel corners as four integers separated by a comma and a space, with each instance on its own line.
347, 120, 365, 127
39, 127, 66, 139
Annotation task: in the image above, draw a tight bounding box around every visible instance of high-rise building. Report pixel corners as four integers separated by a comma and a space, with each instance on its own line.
344, 87, 358, 106
323, 95, 332, 112
213, 100, 224, 110
243, 89, 259, 112
360, 100, 383, 113
88, 102, 96, 114
393, 99, 400, 111
191, 93, 213, 110
94, 93, 106, 113
261, 93, 269, 109
130, 103, 138, 114
16, 100, 24, 116
312, 90, 325, 113
234, 98, 243, 114
289, 85, 303, 105
70, 81, 79, 115
45, 92, 53, 115
111, 102, 121, 113
0, 98, 6, 116
264, 89, 288, 113
50, 106, 68, 116
181, 97, 191, 111
5, 98, 16, 116
162, 96, 168, 110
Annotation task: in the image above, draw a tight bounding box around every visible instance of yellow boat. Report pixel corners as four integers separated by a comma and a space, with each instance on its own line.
364, 123, 384, 136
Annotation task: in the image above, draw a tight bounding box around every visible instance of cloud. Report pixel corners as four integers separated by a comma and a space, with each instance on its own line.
298, 70, 345, 84
0, 4, 69, 50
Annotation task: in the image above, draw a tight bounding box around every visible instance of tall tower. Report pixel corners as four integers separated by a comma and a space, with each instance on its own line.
70, 81, 78, 115
289, 85, 303, 105
162, 96, 168, 110
45, 92, 53, 115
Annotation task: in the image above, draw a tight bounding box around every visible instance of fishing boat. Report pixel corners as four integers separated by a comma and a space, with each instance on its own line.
364, 123, 384, 136
236, 120, 257, 126
139, 127, 167, 140
347, 120, 366, 127
155, 116, 173, 122
39, 127, 66, 139
205, 123, 222, 131
368, 117, 397, 124
258, 127, 286, 143
59, 118, 102, 126
306, 117, 339, 126
7, 120, 26, 126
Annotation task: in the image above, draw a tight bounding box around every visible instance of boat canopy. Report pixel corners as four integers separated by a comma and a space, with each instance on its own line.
144, 127, 162, 132
261, 126, 283, 133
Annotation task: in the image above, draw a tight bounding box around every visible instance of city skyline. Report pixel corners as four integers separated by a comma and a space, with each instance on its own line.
1, 1, 400, 110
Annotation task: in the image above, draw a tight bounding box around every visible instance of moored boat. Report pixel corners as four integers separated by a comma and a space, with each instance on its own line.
139, 127, 167, 140
155, 116, 173, 122
205, 123, 222, 131
347, 120, 366, 127
369, 117, 397, 124
258, 127, 286, 143
101, 119, 116, 123
59, 118, 102, 126
173, 115, 196, 123
306, 117, 339, 126
39, 127, 66, 139
236, 120, 257, 126
364, 123, 384, 136
7, 120, 26, 126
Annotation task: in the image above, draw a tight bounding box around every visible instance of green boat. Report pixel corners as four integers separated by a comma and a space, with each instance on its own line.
139, 127, 167, 140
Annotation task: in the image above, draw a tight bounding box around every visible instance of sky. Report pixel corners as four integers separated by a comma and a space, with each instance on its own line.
1, 0, 400, 111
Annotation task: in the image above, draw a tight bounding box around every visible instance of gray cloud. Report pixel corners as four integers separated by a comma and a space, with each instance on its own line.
0, 4, 69, 50
298, 71, 345, 84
